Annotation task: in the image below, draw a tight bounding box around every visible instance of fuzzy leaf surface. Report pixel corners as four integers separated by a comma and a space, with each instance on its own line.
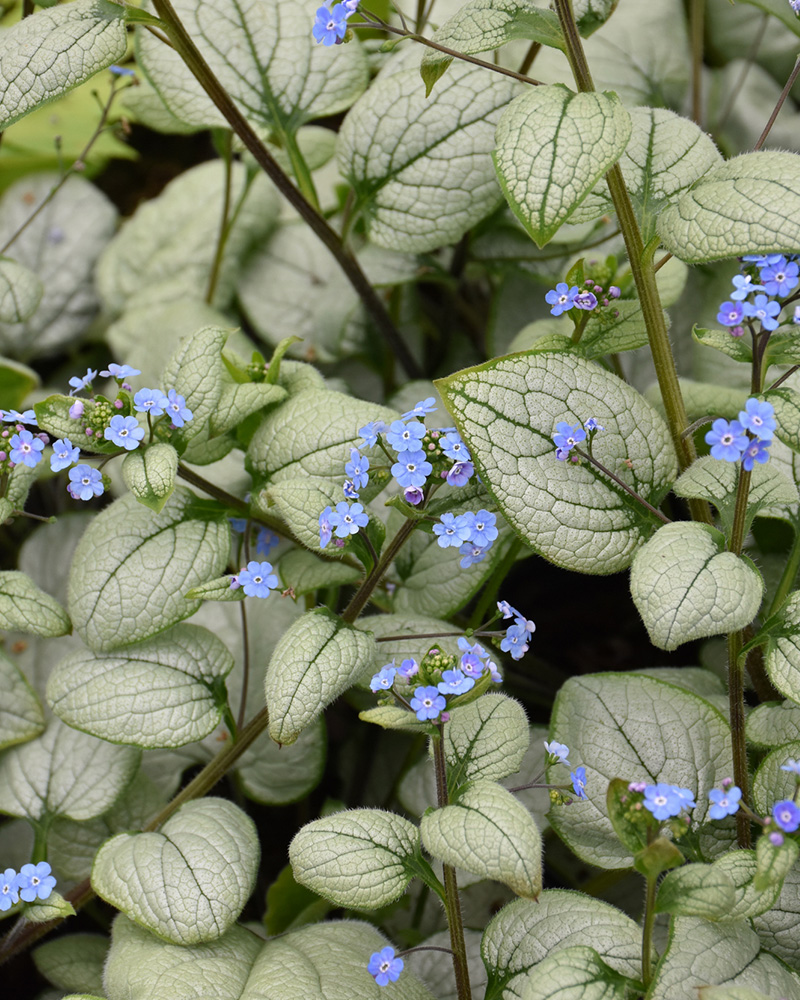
136, 0, 368, 131
339, 62, 519, 252
0, 718, 138, 823
0, 570, 71, 637
548, 672, 732, 868
92, 798, 258, 945
421, 779, 542, 898
444, 693, 530, 793
629, 522, 763, 651
436, 350, 677, 574
518, 945, 630, 1000
0, 257, 43, 323
121, 444, 178, 514
0, 647, 44, 751
658, 151, 800, 263
265, 607, 374, 745
47, 624, 233, 749
0, 0, 127, 130
493, 85, 631, 247
68, 488, 229, 652
289, 808, 420, 910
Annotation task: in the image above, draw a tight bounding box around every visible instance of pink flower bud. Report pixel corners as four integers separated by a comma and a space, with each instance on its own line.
114, 399, 123, 409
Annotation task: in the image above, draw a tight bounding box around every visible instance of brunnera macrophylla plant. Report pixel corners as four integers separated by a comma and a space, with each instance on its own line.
5, 0, 800, 999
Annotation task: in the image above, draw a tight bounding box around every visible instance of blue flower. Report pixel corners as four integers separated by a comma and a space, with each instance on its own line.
730, 274, 764, 301
584, 418, 604, 432
69, 400, 84, 420
459, 639, 488, 679
367, 946, 404, 987
391, 451, 432, 489
445, 461, 474, 487
574, 291, 598, 311
760, 257, 799, 297
738, 398, 776, 441
497, 600, 521, 619
404, 485, 424, 505
386, 419, 425, 453
133, 388, 167, 415
459, 542, 488, 568
544, 741, 571, 765
0, 868, 20, 911
164, 389, 193, 427
401, 397, 437, 420
1, 409, 36, 425
773, 800, 800, 832
68, 465, 104, 501
237, 561, 278, 598
110, 64, 136, 76
433, 512, 473, 548
343, 479, 360, 500
552, 421, 586, 457
571, 766, 588, 799
50, 438, 80, 472
467, 509, 498, 547
705, 419, 748, 462
10, 430, 44, 467
742, 439, 771, 471
717, 301, 745, 327
328, 501, 369, 537
545, 282, 579, 316
781, 758, 800, 774
744, 294, 782, 331
319, 507, 333, 548
501, 622, 530, 660
794, 305, 800, 325
358, 420, 387, 449
312, 3, 348, 44
104, 415, 144, 450
255, 527, 280, 557
68, 368, 97, 395
410, 686, 446, 721
438, 669, 474, 695
101, 363, 141, 379
397, 658, 418, 679
643, 783, 686, 820
441, 431, 470, 462
742, 253, 784, 267
17, 861, 56, 902
370, 664, 397, 692
708, 786, 742, 819
345, 448, 370, 488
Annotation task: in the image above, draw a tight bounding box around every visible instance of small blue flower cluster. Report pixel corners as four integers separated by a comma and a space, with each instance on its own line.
545, 280, 620, 317
705, 397, 775, 471
497, 599, 535, 660
625, 781, 696, 821
544, 742, 588, 800
552, 417, 603, 461
230, 561, 279, 598
370, 636, 502, 722
0, 861, 56, 911
312, 0, 358, 45
433, 509, 498, 568
717, 254, 800, 336
229, 518, 280, 558
319, 398, 475, 550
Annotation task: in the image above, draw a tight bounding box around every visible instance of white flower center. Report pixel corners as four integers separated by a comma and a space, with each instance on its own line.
253, 575, 263, 584
654, 795, 667, 807
721, 433, 734, 446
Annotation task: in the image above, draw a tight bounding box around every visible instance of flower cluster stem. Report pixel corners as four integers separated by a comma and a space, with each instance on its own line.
432, 735, 472, 1000
343, 518, 417, 622
149, 0, 422, 381
641, 873, 657, 988
552, 0, 711, 526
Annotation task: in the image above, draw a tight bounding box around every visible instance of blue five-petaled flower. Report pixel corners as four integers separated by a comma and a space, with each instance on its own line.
367, 946, 404, 987
708, 786, 742, 819
104, 415, 144, 451
9, 429, 44, 468
410, 685, 446, 721
237, 561, 279, 598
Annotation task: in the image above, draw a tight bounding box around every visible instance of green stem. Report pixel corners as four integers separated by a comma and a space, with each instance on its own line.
552, 0, 711, 526
205, 131, 234, 305
342, 518, 417, 622
236, 599, 250, 731
572, 447, 671, 525
727, 628, 752, 849
690, 0, 704, 127
176, 463, 249, 513
571, 310, 590, 344
0, 707, 271, 965
432, 735, 472, 1000
641, 874, 657, 989
31, 820, 50, 865
766, 525, 800, 619
282, 128, 320, 210
149, 0, 422, 381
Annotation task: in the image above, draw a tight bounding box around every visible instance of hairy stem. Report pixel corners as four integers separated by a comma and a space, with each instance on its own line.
754, 56, 800, 151
552, 0, 710, 525
150, 0, 422, 380
343, 518, 417, 622
572, 447, 671, 524
641, 873, 657, 988
432, 735, 472, 1000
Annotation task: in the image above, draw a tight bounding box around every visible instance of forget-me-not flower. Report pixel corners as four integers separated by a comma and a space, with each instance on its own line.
104, 415, 144, 451
773, 800, 800, 832
705, 419, 748, 462
386, 420, 425, 453
17, 861, 56, 902
237, 561, 278, 598
328, 501, 368, 537
134, 388, 167, 415
410, 686, 446, 721
708, 786, 742, 819
391, 451, 432, 489
367, 947, 404, 987
164, 389, 193, 427
68, 465, 104, 501
401, 397, 437, 420
50, 438, 80, 472
9, 430, 44, 467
